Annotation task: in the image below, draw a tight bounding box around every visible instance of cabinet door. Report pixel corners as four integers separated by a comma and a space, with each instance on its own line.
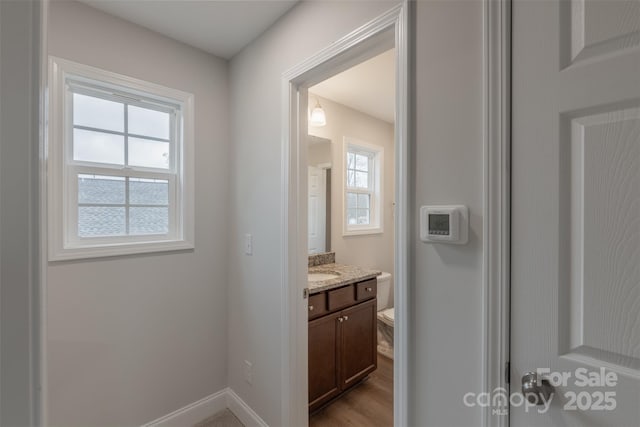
340, 299, 377, 390
308, 311, 341, 411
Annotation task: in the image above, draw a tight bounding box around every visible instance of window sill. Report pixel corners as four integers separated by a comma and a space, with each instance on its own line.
49, 239, 194, 262
342, 227, 383, 237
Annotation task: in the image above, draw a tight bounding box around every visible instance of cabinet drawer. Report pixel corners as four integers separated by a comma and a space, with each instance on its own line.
308, 293, 327, 320
356, 278, 377, 301
327, 285, 355, 311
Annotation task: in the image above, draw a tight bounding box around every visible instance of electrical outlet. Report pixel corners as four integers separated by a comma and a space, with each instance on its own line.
244, 234, 253, 255
244, 360, 253, 385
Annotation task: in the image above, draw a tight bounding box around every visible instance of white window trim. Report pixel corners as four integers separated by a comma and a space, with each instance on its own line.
48, 56, 195, 261
342, 137, 384, 236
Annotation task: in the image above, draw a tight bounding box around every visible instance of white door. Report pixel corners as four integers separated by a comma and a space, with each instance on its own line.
512, 0, 640, 425
308, 166, 326, 254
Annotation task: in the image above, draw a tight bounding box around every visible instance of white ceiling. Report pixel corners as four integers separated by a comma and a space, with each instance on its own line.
310, 49, 395, 124
75, 0, 299, 59
74, 1, 394, 122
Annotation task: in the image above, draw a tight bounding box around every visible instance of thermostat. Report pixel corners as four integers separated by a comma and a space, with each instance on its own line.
420, 205, 468, 244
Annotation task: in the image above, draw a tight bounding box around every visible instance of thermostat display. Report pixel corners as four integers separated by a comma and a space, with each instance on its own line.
428, 214, 450, 235
420, 205, 468, 244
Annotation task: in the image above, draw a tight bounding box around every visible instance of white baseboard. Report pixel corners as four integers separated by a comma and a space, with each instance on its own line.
141, 389, 228, 427
225, 389, 268, 427
142, 388, 268, 427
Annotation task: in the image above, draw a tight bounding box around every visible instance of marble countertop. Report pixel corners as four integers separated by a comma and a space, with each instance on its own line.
308, 262, 381, 294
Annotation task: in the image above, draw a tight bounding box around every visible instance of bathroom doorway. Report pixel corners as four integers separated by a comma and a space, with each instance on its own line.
281, 5, 409, 426
306, 47, 396, 425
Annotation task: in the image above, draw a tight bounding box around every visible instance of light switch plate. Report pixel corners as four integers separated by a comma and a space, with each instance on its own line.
243, 360, 253, 385
244, 233, 253, 255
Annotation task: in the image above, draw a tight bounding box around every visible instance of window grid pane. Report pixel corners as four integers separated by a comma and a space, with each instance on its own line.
347, 208, 358, 225
78, 206, 126, 237
354, 171, 368, 189
77, 174, 169, 237
128, 105, 171, 140
72, 91, 173, 170
346, 191, 372, 226
128, 137, 171, 170
357, 208, 370, 225
129, 178, 169, 205
347, 152, 355, 170
130, 207, 169, 235
73, 93, 124, 132
73, 128, 125, 165
346, 149, 372, 191
347, 170, 355, 187
347, 192, 357, 209
355, 154, 369, 172
78, 174, 125, 204
358, 193, 370, 209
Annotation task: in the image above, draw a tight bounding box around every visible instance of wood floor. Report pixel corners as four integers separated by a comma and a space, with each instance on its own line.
310, 354, 393, 427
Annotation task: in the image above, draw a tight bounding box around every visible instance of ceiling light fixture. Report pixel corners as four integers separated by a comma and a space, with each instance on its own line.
309, 98, 327, 127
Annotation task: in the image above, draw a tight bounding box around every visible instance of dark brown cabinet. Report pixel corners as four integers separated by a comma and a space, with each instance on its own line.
308, 311, 341, 408
308, 278, 377, 412
340, 299, 377, 389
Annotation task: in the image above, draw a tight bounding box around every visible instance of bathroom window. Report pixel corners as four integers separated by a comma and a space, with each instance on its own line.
48, 57, 194, 260
343, 138, 383, 235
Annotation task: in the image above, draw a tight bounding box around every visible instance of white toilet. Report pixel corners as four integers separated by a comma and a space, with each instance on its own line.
376, 272, 394, 359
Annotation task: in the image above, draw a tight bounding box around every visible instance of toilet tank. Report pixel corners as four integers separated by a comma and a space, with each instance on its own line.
376, 272, 393, 311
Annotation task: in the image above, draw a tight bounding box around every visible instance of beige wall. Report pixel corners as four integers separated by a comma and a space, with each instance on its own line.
308, 95, 395, 276
228, 2, 398, 425
308, 141, 331, 167
230, 1, 485, 426
46, 2, 229, 426
410, 1, 484, 425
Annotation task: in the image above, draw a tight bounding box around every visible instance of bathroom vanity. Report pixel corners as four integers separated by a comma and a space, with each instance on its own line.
307, 259, 380, 413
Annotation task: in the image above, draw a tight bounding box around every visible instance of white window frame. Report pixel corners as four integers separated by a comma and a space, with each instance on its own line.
343, 137, 383, 236
48, 57, 194, 261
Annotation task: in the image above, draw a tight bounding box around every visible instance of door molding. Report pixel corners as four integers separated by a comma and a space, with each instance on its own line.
280, 3, 410, 426
482, 0, 511, 426
38, 0, 50, 426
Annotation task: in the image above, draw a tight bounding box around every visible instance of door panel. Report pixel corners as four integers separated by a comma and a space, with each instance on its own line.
569, 108, 639, 368
340, 299, 377, 389
308, 311, 341, 411
562, 0, 640, 66
512, 0, 640, 425
308, 166, 326, 254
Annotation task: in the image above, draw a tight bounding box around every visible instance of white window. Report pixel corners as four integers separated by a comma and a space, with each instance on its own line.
343, 137, 383, 235
48, 57, 194, 260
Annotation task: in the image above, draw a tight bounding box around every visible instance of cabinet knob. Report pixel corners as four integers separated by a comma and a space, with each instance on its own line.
309, 305, 314, 311
338, 317, 344, 323
366, 287, 373, 292
343, 315, 349, 321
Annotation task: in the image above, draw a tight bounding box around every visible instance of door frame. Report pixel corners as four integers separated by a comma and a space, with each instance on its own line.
38, 0, 50, 425
280, 3, 410, 426
483, 0, 511, 426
